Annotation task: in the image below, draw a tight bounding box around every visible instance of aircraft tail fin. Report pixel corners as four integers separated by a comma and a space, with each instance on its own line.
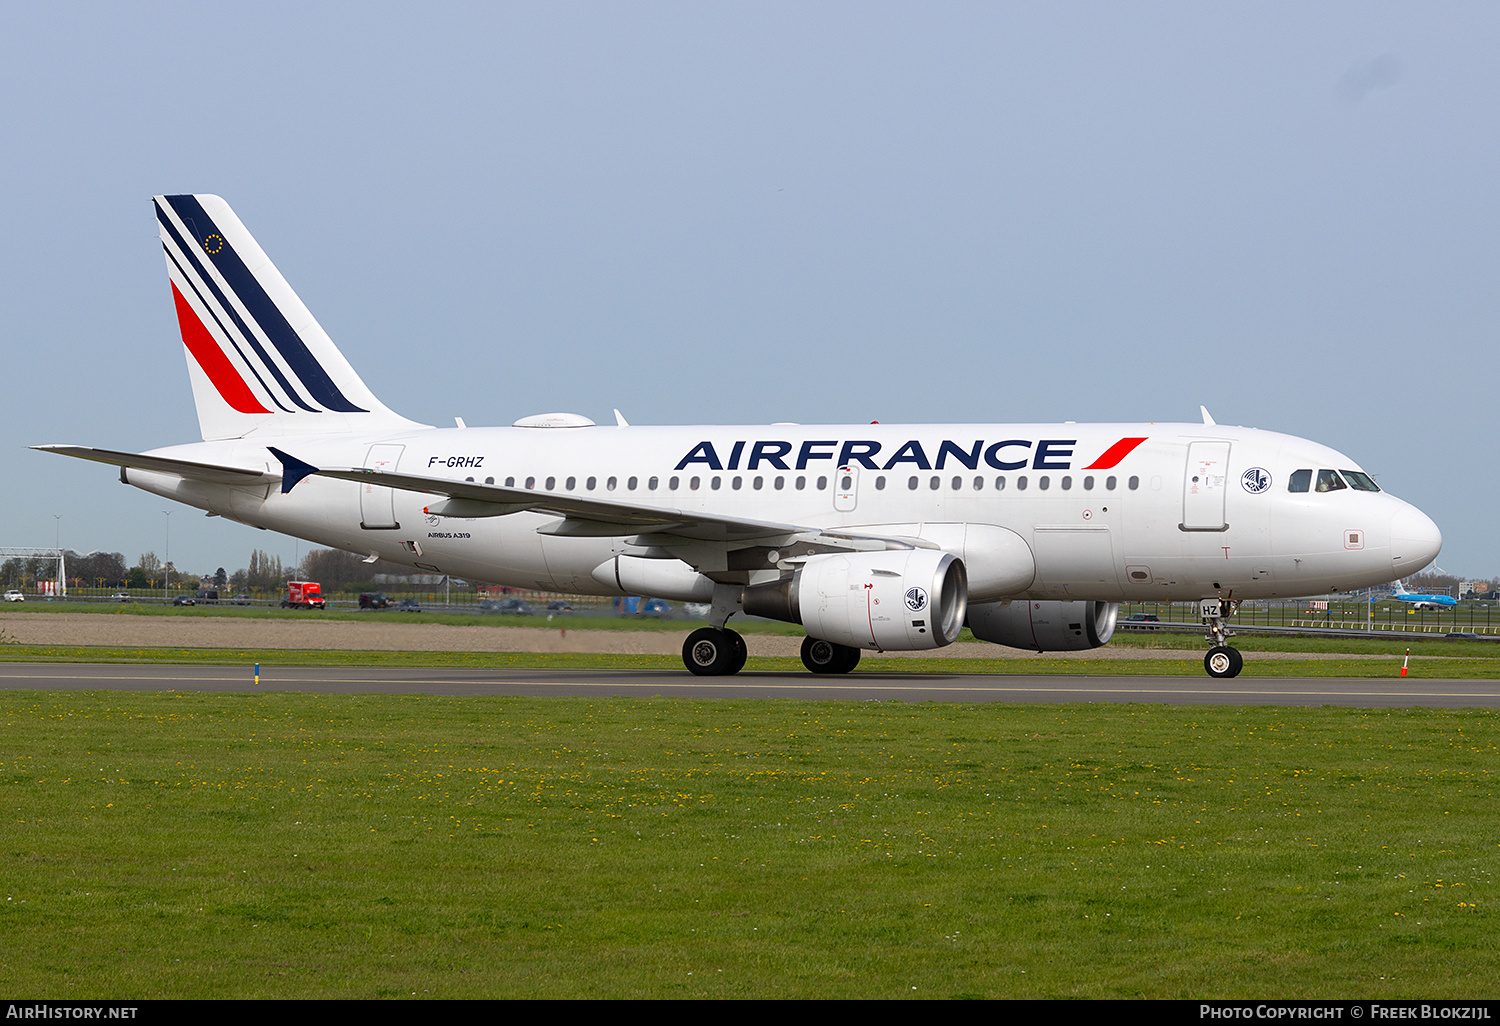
154, 194, 427, 441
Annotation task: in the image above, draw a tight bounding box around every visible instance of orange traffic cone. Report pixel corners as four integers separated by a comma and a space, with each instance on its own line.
1400, 649, 1410, 677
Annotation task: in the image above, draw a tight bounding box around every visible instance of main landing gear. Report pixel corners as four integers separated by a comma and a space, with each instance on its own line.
682, 627, 748, 676
1200, 597, 1243, 679
800, 636, 861, 675
677, 584, 863, 677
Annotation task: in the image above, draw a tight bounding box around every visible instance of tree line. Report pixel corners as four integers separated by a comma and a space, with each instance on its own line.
1, 547, 436, 595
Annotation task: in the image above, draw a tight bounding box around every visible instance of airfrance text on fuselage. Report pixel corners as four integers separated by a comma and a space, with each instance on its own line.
673, 437, 1146, 473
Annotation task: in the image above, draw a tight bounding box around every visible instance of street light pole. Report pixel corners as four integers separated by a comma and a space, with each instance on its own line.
162, 511, 171, 601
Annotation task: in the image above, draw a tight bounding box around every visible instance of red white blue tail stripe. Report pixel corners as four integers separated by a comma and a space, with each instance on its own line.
155, 194, 418, 439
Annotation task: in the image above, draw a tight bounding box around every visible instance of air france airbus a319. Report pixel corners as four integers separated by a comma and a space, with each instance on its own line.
36, 195, 1444, 679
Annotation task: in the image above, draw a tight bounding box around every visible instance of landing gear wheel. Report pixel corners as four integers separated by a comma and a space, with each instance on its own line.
1204, 645, 1243, 679
801, 636, 860, 674
683, 627, 742, 676
724, 629, 747, 675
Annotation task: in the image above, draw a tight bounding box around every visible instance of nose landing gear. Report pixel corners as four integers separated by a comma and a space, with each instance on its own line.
1201, 597, 1243, 679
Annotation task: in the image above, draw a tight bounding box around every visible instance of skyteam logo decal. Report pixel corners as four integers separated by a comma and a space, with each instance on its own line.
904, 587, 929, 613
1241, 467, 1272, 494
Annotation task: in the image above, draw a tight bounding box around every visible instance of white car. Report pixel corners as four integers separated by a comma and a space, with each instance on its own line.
2, 590, 24, 602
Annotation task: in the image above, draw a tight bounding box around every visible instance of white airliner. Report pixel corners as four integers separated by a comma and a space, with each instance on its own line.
36, 195, 1444, 679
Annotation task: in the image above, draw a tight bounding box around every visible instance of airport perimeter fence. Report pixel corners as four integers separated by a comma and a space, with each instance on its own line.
1120, 599, 1500, 637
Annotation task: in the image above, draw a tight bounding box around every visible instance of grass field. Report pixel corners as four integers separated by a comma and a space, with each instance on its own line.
2, 690, 1499, 999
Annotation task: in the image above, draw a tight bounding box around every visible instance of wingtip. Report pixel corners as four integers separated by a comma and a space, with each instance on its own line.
267, 446, 320, 495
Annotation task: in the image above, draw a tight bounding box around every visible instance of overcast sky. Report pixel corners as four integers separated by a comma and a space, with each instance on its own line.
2, 2, 1495, 578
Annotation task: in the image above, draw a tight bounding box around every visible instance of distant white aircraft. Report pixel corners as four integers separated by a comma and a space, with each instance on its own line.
36, 195, 1443, 679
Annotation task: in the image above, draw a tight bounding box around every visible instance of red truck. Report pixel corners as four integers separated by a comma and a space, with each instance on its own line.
281, 581, 326, 609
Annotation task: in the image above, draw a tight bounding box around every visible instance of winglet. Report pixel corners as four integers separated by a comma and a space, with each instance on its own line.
614, 409, 629, 427
267, 447, 320, 494
1200, 405, 1216, 426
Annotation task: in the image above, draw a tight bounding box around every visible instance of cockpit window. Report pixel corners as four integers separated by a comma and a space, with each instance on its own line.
1288, 469, 1311, 493
1315, 469, 1347, 493
1341, 469, 1380, 492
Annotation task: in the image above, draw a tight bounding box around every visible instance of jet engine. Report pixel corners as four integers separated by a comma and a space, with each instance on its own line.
743, 549, 967, 651
967, 599, 1118, 652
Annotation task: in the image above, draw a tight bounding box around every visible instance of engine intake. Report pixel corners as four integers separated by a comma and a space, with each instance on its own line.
743, 549, 967, 651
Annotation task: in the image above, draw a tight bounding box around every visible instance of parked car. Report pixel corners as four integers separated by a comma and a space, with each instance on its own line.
546, 600, 574, 613
359, 592, 393, 610
172, 595, 195, 606
111, 592, 131, 602
480, 597, 533, 615
398, 599, 422, 613
1121, 613, 1161, 629
3, 590, 24, 602
231, 594, 252, 605
1445, 631, 1482, 640
641, 598, 672, 617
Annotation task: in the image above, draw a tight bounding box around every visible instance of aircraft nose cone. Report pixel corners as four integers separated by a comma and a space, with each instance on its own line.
1391, 506, 1442, 576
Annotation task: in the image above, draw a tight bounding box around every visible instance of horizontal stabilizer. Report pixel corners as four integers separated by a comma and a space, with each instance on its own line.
32, 445, 277, 485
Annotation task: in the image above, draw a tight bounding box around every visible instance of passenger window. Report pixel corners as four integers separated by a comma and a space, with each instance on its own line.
586, 476, 596, 490
606, 476, 617, 491
929, 476, 940, 490
1341, 469, 1381, 492
1288, 469, 1311, 493
648, 476, 658, 490
774, 476, 784, 490
525, 476, 535, 489
669, 476, 679, 490
1017, 476, 1028, 491
1316, 469, 1346, 493
1083, 475, 1093, 490
711, 477, 722, 490
505, 476, 516, 488
1128, 476, 1139, 490
908, 476, 919, 490
690, 476, 700, 490
731, 476, 742, 490
565, 476, 575, 490
951, 476, 961, 490
752, 476, 763, 490
795, 476, 806, 490
816, 476, 828, 490
1038, 476, 1050, 490
995, 476, 1006, 491
545, 476, 555, 490
1105, 476, 1116, 490
485, 476, 495, 485
874, 476, 886, 490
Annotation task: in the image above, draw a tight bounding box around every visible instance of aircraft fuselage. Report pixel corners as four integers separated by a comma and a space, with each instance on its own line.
124, 420, 1438, 604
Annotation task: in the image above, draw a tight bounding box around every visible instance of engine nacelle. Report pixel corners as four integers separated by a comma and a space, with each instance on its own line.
743, 549, 967, 651
967, 599, 1118, 652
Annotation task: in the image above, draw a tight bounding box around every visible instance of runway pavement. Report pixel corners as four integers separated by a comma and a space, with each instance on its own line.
1, 661, 1497, 707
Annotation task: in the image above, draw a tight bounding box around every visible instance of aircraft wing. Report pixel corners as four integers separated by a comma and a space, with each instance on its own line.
282, 454, 817, 544
33, 445, 279, 486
